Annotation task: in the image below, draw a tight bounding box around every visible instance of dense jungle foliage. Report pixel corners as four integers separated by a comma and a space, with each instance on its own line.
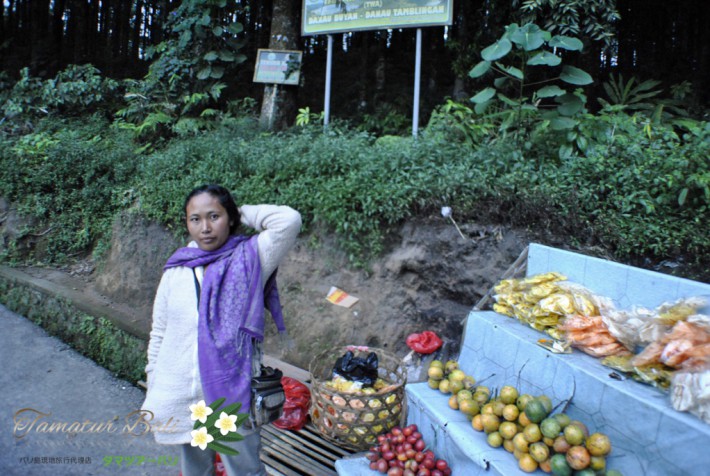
0, 1, 708, 281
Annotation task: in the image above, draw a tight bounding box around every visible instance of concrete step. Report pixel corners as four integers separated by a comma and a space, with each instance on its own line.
336, 243, 710, 476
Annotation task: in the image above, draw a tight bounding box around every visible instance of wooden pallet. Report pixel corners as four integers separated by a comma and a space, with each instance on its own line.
260, 355, 356, 475
261, 423, 355, 476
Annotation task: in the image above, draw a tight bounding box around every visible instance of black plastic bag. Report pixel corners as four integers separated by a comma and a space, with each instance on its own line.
332, 351, 379, 387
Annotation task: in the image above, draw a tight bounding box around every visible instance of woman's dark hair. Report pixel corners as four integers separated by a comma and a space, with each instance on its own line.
184, 184, 241, 234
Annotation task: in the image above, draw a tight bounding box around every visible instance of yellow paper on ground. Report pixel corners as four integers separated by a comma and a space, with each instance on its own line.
326, 287, 359, 308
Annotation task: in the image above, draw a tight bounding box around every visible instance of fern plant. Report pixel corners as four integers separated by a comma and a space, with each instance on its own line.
597, 74, 663, 112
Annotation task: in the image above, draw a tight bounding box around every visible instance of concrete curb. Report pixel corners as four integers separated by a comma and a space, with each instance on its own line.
0, 265, 149, 339
0, 265, 148, 384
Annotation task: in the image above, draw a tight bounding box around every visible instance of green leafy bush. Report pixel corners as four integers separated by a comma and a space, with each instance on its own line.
2, 104, 707, 279
0, 116, 137, 262
113, 0, 248, 145
137, 122, 489, 264
1, 65, 121, 123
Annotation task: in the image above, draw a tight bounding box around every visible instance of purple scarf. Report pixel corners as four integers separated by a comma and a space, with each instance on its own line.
164, 235, 285, 410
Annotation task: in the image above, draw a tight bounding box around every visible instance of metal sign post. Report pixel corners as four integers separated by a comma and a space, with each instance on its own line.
303, 1, 454, 132
413, 28, 422, 138
324, 34, 333, 128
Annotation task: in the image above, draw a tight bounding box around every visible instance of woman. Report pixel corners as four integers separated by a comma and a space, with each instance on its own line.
142, 184, 302, 476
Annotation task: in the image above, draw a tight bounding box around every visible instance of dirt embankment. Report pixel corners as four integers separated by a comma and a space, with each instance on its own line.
2, 202, 534, 371
92, 211, 535, 370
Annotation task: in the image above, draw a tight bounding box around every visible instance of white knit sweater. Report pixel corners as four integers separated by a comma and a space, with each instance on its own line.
141, 204, 301, 445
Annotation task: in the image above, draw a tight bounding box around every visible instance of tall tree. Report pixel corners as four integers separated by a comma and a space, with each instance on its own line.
259, 0, 300, 130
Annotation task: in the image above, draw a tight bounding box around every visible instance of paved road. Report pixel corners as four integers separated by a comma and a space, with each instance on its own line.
1, 304, 180, 475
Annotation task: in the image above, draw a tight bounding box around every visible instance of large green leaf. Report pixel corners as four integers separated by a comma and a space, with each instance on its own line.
210, 66, 225, 79
473, 100, 492, 114
481, 39, 512, 61
179, 30, 192, 48
198, 13, 211, 26
234, 54, 247, 65
497, 93, 520, 107
212, 26, 223, 37
559, 144, 575, 159
469, 61, 491, 78
197, 66, 212, 80
560, 66, 593, 85
204, 51, 219, 62
227, 23, 244, 35
494, 77, 509, 89
549, 36, 584, 51
556, 93, 584, 116
550, 116, 577, 130
527, 51, 561, 66
510, 23, 547, 51
496, 63, 524, 80
471, 87, 496, 104
219, 50, 236, 62
501, 23, 520, 40
536, 85, 566, 98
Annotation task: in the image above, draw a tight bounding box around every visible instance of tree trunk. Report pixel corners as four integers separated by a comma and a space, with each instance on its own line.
51, 0, 66, 74
0, 0, 4, 49
29, 0, 51, 76
259, 0, 300, 131
130, 0, 144, 62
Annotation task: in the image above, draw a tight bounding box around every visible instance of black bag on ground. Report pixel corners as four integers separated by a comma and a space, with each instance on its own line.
332, 351, 379, 387
250, 366, 285, 427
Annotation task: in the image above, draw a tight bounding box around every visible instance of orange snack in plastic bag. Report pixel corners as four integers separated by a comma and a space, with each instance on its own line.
559, 314, 632, 358
631, 321, 710, 369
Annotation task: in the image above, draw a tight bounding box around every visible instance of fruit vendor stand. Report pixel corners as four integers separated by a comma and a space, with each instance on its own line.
333, 243, 710, 475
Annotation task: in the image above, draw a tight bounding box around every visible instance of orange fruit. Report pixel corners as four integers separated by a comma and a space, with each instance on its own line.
566, 445, 591, 470
503, 404, 520, 421
519, 453, 539, 473
471, 414, 484, 431
487, 431, 503, 448
481, 413, 501, 434
529, 441, 550, 463
499, 421, 518, 440
500, 385, 519, 404
563, 423, 585, 446
524, 399, 548, 423
586, 432, 611, 456
523, 423, 542, 443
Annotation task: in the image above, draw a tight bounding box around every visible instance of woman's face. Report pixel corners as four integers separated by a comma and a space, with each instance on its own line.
185, 192, 233, 251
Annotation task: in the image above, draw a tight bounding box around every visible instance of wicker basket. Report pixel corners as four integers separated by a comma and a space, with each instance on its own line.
309, 345, 407, 451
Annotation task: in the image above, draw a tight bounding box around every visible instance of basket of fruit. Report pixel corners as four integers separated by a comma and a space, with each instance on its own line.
309, 345, 407, 451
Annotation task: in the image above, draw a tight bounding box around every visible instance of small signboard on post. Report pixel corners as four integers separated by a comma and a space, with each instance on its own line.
253, 49, 303, 86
